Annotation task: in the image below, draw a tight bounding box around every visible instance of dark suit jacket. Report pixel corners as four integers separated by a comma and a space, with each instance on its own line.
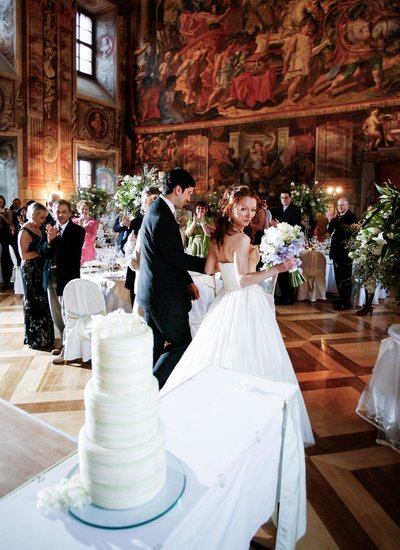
41, 219, 85, 295
328, 210, 357, 263
276, 202, 302, 226
137, 197, 206, 315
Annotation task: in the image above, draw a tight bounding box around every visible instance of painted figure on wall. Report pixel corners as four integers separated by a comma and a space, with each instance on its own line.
134, 0, 400, 125
87, 110, 107, 139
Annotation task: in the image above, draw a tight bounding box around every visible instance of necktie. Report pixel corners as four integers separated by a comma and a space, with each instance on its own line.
57, 224, 63, 236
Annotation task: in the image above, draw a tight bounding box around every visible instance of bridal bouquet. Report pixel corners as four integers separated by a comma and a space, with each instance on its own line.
260, 222, 306, 287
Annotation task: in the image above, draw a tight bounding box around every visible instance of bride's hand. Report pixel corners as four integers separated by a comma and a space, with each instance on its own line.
277, 257, 297, 273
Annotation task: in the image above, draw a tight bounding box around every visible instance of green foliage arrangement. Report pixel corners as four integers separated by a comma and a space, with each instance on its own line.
114, 164, 164, 215
348, 181, 400, 305
290, 181, 329, 221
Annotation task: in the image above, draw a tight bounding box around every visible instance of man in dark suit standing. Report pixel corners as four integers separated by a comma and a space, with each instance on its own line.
272, 190, 302, 305
137, 168, 206, 388
113, 214, 131, 253
328, 197, 357, 310
41, 200, 85, 362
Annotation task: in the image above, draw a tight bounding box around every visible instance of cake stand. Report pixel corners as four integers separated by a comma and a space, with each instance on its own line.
67, 452, 186, 529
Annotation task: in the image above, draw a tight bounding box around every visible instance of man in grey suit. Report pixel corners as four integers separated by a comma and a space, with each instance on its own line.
137, 168, 206, 389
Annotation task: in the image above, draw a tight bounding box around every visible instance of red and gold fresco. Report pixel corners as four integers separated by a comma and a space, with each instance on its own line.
133, 0, 400, 127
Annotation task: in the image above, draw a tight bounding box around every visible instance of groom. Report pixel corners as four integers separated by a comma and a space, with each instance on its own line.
137, 168, 206, 388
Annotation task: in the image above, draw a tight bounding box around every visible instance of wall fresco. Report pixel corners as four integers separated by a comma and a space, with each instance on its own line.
133, 105, 400, 202
133, 0, 400, 127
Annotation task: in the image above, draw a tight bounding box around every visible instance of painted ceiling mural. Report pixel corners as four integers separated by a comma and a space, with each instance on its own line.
133, 0, 400, 127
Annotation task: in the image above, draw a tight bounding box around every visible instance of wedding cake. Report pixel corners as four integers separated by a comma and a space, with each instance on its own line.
78, 310, 166, 509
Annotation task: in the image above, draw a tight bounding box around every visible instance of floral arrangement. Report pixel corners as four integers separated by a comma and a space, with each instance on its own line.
260, 222, 306, 287
36, 474, 91, 515
290, 181, 329, 221
348, 181, 400, 304
114, 164, 164, 215
70, 187, 112, 219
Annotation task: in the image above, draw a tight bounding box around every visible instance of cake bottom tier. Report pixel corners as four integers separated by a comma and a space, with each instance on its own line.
79, 423, 166, 509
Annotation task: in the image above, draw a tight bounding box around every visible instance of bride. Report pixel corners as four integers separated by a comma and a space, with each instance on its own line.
161, 185, 314, 446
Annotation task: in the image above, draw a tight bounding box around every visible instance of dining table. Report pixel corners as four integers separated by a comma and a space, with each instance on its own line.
0, 367, 307, 550
81, 261, 132, 313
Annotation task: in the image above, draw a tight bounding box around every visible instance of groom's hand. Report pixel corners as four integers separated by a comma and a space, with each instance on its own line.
188, 283, 200, 301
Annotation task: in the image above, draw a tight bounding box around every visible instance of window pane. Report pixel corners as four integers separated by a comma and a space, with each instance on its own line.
79, 28, 92, 46
79, 59, 92, 75
80, 44, 92, 62
77, 160, 92, 188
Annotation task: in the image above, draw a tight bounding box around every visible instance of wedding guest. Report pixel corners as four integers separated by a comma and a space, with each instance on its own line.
271, 190, 302, 305
328, 197, 357, 310
137, 168, 206, 388
124, 187, 161, 306
260, 198, 272, 228
125, 189, 161, 313
18, 202, 54, 350
72, 200, 98, 265
185, 201, 213, 257
113, 214, 131, 254
0, 195, 14, 284
161, 185, 314, 446
10, 198, 22, 211
45, 193, 61, 224
39, 200, 85, 362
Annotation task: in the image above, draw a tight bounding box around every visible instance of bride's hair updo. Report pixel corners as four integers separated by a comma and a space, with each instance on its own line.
212, 185, 256, 246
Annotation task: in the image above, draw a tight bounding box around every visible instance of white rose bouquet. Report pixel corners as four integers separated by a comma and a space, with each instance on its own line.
260, 222, 306, 287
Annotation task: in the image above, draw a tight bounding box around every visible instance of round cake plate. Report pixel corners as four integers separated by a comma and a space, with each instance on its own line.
67, 452, 186, 529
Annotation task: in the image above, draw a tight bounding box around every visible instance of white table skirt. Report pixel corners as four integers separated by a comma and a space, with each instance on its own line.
189, 273, 223, 336
325, 256, 337, 294
0, 367, 306, 550
81, 269, 132, 313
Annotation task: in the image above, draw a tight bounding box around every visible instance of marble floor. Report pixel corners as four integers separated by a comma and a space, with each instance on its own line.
1, 285, 399, 549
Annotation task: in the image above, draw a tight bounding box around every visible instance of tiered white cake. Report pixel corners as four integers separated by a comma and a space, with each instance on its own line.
78, 310, 166, 509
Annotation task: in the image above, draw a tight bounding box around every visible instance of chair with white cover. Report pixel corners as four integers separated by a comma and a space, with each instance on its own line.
8, 245, 24, 295
297, 250, 326, 302
356, 324, 400, 452
62, 278, 106, 362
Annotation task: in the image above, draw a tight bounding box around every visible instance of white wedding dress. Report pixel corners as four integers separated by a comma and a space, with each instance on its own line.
161, 246, 315, 446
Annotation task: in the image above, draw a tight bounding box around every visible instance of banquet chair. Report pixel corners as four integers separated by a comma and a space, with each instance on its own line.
297, 250, 326, 302
356, 324, 400, 452
62, 278, 106, 362
8, 245, 24, 295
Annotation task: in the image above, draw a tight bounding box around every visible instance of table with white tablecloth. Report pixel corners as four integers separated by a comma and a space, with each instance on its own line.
0, 367, 306, 550
81, 268, 132, 313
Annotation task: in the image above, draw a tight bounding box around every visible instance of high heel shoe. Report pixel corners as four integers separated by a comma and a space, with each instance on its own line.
356, 306, 373, 316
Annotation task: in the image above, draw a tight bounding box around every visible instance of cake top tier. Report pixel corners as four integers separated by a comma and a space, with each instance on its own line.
91, 309, 151, 340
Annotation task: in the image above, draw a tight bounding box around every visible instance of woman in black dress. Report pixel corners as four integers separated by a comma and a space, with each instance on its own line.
18, 202, 54, 350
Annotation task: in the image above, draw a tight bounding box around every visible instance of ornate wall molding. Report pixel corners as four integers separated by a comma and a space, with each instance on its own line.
0, 78, 15, 130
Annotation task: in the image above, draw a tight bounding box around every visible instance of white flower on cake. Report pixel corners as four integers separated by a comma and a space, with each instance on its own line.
37, 474, 91, 514
91, 308, 148, 339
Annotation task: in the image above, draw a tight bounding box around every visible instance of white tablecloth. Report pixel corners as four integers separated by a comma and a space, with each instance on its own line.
189, 273, 223, 336
356, 324, 400, 452
0, 367, 306, 550
325, 255, 337, 294
81, 269, 131, 313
